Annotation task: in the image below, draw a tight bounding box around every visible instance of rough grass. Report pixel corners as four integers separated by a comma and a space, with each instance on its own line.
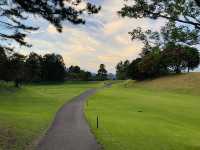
130, 73, 200, 95
0, 81, 100, 150
85, 73, 200, 150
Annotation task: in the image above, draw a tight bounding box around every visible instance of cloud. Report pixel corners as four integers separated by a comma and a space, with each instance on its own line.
115, 34, 132, 45
98, 55, 120, 63
47, 25, 58, 34
104, 19, 125, 35
17, 0, 168, 73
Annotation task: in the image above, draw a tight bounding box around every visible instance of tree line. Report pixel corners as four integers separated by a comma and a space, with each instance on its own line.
66, 64, 108, 81
0, 51, 66, 87
116, 44, 200, 80
0, 0, 101, 88
0, 50, 109, 87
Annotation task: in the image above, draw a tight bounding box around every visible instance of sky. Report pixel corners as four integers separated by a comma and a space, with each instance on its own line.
16, 0, 166, 73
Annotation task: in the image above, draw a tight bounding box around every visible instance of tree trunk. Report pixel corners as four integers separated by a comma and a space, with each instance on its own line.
175, 66, 181, 74
188, 67, 190, 73
15, 79, 20, 88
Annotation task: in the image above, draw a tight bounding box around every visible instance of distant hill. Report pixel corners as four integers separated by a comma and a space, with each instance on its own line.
123, 73, 200, 95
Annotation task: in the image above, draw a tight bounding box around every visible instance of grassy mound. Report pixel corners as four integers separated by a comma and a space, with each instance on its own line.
130, 73, 200, 95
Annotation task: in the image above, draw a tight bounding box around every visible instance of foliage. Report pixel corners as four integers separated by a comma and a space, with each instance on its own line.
97, 64, 108, 81
25, 52, 43, 82
162, 43, 188, 73
0, 52, 67, 86
8, 53, 26, 87
66, 65, 92, 81
0, 0, 100, 51
184, 46, 200, 72
0, 47, 8, 80
117, 45, 199, 80
42, 53, 66, 81
126, 47, 167, 80
0, 0, 101, 86
0, 51, 97, 85
128, 22, 200, 49
119, 0, 200, 29
138, 47, 167, 78
116, 60, 130, 80
117, 9, 200, 80
160, 43, 199, 73
117, 0, 200, 80
127, 58, 142, 80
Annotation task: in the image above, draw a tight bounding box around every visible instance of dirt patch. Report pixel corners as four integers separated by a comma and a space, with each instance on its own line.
0, 127, 17, 150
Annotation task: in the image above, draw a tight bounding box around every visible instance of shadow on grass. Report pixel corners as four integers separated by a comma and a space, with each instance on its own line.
28, 80, 100, 86
0, 81, 19, 93
0, 80, 101, 89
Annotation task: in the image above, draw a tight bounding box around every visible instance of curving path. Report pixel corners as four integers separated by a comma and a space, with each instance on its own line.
36, 89, 100, 150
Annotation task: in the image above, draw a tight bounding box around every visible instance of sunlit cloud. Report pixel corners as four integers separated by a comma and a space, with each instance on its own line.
115, 34, 132, 45
104, 19, 125, 35
47, 25, 58, 34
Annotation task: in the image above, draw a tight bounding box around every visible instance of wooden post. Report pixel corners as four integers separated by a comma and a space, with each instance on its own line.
97, 115, 99, 129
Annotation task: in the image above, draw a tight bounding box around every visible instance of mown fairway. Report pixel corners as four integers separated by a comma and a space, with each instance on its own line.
85, 73, 200, 150
0, 81, 100, 150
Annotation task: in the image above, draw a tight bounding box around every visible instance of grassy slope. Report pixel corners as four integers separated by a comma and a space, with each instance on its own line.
85, 73, 200, 150
0, 81, 100, 150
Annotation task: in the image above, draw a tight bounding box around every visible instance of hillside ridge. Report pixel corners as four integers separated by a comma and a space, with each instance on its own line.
123, 73, 200, 95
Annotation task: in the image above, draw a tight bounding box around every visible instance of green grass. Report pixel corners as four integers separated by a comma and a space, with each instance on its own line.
0, 81, 100, 150
85, 73, 200, 150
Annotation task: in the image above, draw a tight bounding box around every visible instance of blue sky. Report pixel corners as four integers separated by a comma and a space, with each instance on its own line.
16, 0, 167, 73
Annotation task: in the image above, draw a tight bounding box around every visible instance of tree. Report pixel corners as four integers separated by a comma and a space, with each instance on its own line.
116, 60, 130, 80
195, 0, 200, 7
127, 58, 142, 80
127, 47, 168, 80
0, 0, 100, 52
123, 20, 200, 76
66, 65, 92, 81
42, 53, 66, 81
118, 0, 200, 71
128, 22, 200, 50
125, 44, 199, 80
139, 47, 167, 78
97, 64, 107, 81
161, 43, 200, 73
66, 65, 81, 80
160, 22, 200, 46
0, 47, 8, 80
8, 53, 26, 87
79, 71, 92, 81
68, 66, 81, 74
119, 0, 200, 29
25, 52, 42, 82
184, 46, 200, 72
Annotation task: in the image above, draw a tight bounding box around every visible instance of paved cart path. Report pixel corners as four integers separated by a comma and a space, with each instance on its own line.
37, 89, 100, 150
